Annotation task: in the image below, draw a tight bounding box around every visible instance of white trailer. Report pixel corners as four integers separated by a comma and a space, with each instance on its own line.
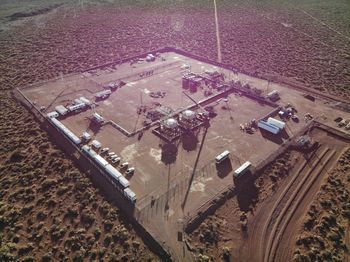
55, 105, 68, 116
79, 96, 92, 105
47, 111, 59, 119
124, 188, 136, 203
234, 161, 251, 178
67, 103, 86, 113
215, 150, 230, 164
118, 176, 130, 188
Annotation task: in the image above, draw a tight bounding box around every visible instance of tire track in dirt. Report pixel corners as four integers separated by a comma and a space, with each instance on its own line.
242, 145, 324, 261
263, 145, 331, 262
345, 221, 350, 262
268, 148, 337, 262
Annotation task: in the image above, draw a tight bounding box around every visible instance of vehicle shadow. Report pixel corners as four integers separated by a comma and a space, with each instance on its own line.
234, 171, 258, 212
216, 158, 233, 178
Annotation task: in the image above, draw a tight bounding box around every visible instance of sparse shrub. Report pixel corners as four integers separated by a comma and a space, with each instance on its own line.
197, 254, 210, 262
0, 216, 8, 230
103, 220, 113, 232
21, 205, 34, 215
46, 199, 57, 208
90, 250, 97, 260
22, 256, 35, 262
41, 253, 52, 262
57, 186, 70, 196
132, 241, 140, 249
40, 179, 57, 191
0, 241, 15, 261
36, 211, 47, 221
221, 247, 231, 261
80, 210, 95, 226
98, 203, 110, 217
108, 254, 118, 262
65, 207, 78, 219
9, 150, 25, 162
104, 233, 112, 247
303, 217, 314, 231
73, 251, 84, 262
50, 225, 66, 241
93, 229, 101, 240
18, 243, 34, 256
12, 235, 19, 243
98, 247, 106, 259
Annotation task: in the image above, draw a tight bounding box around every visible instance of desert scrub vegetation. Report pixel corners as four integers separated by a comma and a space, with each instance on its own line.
0, 93, 160, 261
293, 148, 350, 262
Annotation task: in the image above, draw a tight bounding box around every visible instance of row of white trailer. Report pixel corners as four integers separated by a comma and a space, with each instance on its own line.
47, 116, 136, 203
53, 96, 92, 116
81, 145, 136, 203
50, 117, 82, 145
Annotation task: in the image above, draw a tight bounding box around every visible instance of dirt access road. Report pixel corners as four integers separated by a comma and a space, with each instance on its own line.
240, 127, 349, 262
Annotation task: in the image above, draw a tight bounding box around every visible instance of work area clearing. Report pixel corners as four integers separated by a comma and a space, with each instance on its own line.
16, 47, 350, 261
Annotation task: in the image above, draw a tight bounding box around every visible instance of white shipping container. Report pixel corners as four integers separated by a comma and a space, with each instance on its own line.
118, 176, 130, 188
94, 154, 109, 167
258, 120, 280, 135
124, 188, 136, 203
55, 105, 68, 116
267, 117, 286, 129
79, 96, 91, 105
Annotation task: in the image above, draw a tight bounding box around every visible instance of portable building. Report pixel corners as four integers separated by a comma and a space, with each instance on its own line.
234, 161, 251, 178
258, 120, 280, 135
68, 103, 86, 112
82, 145, 97, 157
93, 154, 109, 167
104, 164, 122, 182
82, 132, 91, 141
267, 117, 286, 129
55, 105, 68, 116
79, 97, 91, 105
267, 90, 280, 101
47, 111, 59, 119
74, 98, 83, 105
118, 176, 130, 188
215, 150, 230, 164
95, 90, 111, 98
92, 112, 104, 124
91, 140, 101, 149
124, 188, 136, 203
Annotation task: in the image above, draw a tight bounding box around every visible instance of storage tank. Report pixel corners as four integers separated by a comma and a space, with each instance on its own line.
164, 118, 178, 129
182, 110, 196, 121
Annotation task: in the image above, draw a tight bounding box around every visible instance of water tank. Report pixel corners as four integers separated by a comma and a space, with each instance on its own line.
164, 118, 178, 129
182, 110, 196, 120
